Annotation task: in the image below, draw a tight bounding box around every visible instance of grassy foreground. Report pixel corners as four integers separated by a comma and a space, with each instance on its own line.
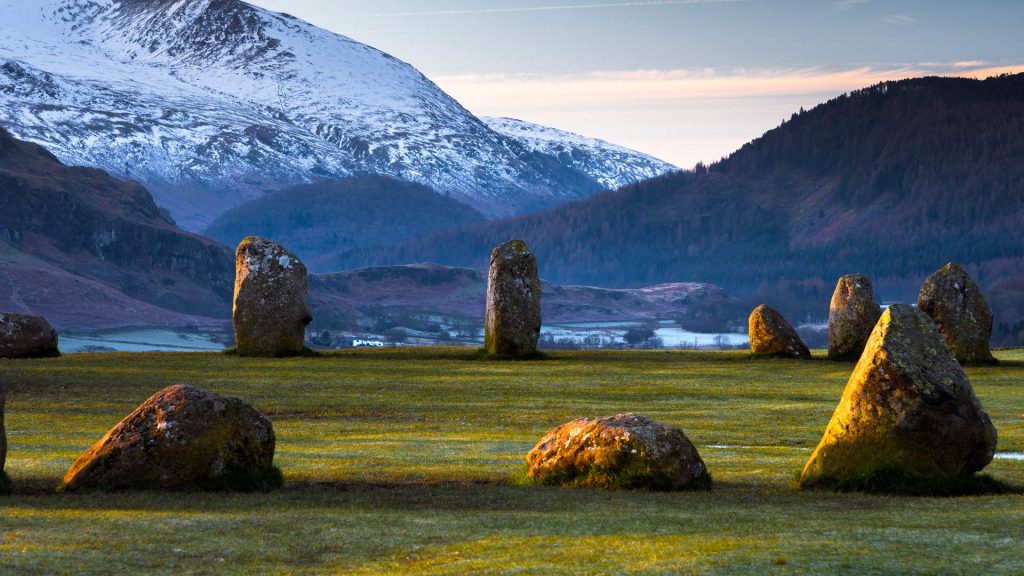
1, 348, 1024, 574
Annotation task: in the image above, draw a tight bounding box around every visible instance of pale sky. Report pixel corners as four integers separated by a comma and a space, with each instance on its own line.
247, 0, 1024, 168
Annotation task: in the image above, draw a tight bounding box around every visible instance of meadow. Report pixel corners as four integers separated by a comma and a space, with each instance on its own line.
1, 348, 1023, 574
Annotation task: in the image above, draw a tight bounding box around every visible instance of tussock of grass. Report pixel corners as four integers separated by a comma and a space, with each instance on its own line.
473, 348, 550, 361
799, 469, 1020, 497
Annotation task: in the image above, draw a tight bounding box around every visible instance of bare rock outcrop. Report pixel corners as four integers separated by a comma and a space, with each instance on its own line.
917, 263, 995, 364
60, 385, 279, 492
484, 240, 542, 356
527, 414, 711, 490
232, 237, 312, 357
827, 274, 882, 360
748, 304, 810, 359
0, 313, 59, 359
799, 305, 997, 491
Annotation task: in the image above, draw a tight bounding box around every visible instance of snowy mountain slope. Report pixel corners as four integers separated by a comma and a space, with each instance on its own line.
483, 117, 678, 190
0, 0, 676, 230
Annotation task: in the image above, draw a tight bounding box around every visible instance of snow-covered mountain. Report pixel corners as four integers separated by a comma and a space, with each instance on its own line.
483, 117, 677, 190
0, 0, 676, 230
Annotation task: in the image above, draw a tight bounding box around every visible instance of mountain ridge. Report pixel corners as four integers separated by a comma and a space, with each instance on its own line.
0, 0, 675, 230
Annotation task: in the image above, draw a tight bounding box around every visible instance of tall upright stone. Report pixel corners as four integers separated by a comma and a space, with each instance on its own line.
917, 263, 995, 364
800, 305, 997, 490
232, 237, 312, 357
748, 304, 810, 359
827, 274, 882, 360
485, 240, 542, 356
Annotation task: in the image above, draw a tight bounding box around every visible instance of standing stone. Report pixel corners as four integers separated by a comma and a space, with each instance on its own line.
60, 385, 279, 492
799, 305, 997, 490
527, 414, 711, 491
748, 304, 811, 359
917, 263, 995, 364
827, 274, 882, 361
0, 376, 6, 477
0, 313, 59, 359
485, 240, 541, 356
232, 237, 312, 357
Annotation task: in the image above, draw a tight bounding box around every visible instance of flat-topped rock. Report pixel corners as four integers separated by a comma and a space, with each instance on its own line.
748, 304, 810, 359
0, 313, 59, 359
917, 263, 995, 364
800, 305, 997, 491
61, 385, 279, 492
828, 274, 882, 361
233, 237, 312, 357
527, 414, 711, 490
485, 240, 541, 356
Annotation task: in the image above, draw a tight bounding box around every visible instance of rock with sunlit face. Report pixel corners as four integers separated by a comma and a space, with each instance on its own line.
60, 385, 279, 492
799, 305, 997, 490
526, 414, 711, 491
232, 237, 312, 357
917, 263, 995, 364
748, 304, 810, 359
484, 240, 541, 356
828, 274, 882, 361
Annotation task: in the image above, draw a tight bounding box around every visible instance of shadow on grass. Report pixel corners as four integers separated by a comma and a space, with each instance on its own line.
798, 470, 1022, 497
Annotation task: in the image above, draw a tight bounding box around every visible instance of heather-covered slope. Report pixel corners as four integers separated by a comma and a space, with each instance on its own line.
0, 127, 232, 329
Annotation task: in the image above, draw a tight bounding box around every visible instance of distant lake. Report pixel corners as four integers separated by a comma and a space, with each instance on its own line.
59, 329, 228, 353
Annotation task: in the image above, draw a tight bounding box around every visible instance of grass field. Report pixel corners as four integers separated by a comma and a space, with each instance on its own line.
2, 348, 1024, 574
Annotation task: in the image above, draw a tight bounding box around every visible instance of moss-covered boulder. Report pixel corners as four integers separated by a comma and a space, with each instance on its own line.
484, 240, 541, 357
527, 414, 711, 490
0, 313, 59, 359
233, 237, 312, 357
828, 274, 882, 361
799, 305, 997, 492
60, 385, 279, 492
748, 304, 810, 359
917, 263, 995, 364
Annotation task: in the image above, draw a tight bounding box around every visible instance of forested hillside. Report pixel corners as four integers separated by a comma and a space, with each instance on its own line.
335, 74, 1024, 344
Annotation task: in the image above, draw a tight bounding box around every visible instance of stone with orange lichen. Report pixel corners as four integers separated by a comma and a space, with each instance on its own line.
526, 414, 710, 490
748, 304, 810, 359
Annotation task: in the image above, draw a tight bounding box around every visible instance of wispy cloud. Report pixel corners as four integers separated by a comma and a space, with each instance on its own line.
884, 14, 917, 25
363, 0, 750, 18
434, 63, 1024, 166
833, 0, 868, 10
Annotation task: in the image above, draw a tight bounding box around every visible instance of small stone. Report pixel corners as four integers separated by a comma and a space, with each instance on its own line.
799, 305, 997, 490
60, 385, 279, 492
917, 263, 995, 363
232, 237, 312, 357
827, 274, 882, 361
0, 313, 59, 359
484, 240, 541, 356
527, 414, 710, 490
748, 304, 810, 359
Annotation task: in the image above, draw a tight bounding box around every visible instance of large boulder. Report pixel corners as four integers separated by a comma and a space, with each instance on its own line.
748, 304, 810, 359
827, 274, 882, 360
917, 263, 995, 363
799, 305, 997, 491
527, 414, 711, 490
60, 385, 279, 492
0, 313, 59, 359
485, 240, 542, 356
232, 237, 312, 357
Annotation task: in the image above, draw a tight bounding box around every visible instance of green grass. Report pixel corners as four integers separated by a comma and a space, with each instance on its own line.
1, 348, 1024, 574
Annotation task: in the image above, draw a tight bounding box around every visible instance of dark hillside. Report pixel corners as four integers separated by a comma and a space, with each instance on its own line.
334, 74, 1024, 343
